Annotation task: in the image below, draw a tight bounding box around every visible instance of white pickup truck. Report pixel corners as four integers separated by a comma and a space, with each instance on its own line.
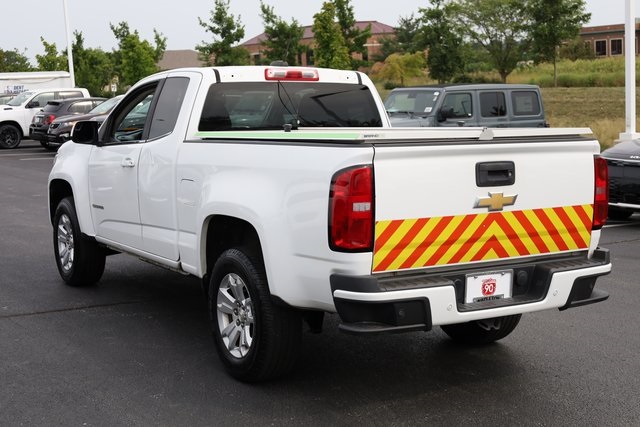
0, 87, 90, 149
48, 66, 611, 382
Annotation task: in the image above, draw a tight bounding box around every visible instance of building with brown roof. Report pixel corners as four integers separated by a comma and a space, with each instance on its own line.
241, 20, 395, 65
158, 50, 205, 70
579, 20, 640, 57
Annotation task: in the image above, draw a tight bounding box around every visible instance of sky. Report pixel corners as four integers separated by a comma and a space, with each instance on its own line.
0, 0, 634, 64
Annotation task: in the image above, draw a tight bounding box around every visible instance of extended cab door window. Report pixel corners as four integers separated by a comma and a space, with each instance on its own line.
148, 77, 189, 139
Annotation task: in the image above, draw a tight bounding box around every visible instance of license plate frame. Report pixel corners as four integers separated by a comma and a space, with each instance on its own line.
465, 269, 513, 304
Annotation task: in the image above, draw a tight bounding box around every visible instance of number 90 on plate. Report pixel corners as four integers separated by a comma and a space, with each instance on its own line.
465, 270, 513, 304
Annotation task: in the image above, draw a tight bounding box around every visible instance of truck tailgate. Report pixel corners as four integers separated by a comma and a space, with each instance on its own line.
372, 133, 600, 274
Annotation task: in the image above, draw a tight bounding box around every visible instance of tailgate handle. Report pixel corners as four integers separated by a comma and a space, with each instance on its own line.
476, 161, 515, 187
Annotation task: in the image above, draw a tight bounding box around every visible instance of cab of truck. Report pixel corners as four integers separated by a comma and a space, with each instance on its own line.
384, 84, 547, 128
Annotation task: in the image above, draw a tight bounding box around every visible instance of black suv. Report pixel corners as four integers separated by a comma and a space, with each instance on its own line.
29, 97, 105, 148
44, 95, 123, 150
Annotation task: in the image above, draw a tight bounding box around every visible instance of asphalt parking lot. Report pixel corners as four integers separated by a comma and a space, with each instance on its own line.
1, 140, 639, 426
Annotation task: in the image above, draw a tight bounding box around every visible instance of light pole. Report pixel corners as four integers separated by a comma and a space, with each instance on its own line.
620, 0, 639, 141
63, 0, 76, 87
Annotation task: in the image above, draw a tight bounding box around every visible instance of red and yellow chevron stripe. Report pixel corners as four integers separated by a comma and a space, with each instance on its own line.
373, 205, 593, 273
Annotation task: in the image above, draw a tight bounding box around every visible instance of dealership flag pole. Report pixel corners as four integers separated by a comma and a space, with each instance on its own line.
620, 0, 639, 141
63, 0, 76, 87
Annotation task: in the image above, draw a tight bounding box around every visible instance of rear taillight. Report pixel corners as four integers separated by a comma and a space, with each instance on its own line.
329, 165, 374, 251
44, 114, 56, 125
593, 156, 608, 229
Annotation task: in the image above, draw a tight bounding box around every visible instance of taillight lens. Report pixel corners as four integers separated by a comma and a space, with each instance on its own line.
593, 156, 608, 229
329, 165, 374, 251
44, 114, 56, 125
265, 68, 319, 81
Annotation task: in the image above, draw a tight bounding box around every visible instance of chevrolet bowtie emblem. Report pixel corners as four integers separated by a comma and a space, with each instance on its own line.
474, 192, 518, 211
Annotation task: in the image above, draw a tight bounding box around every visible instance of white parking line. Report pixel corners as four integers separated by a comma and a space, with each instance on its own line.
19, 157, 54, 161
0, 152, 51, 157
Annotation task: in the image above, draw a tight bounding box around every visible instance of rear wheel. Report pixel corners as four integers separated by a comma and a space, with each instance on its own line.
0, 124, 21, 149
53, 197, 106, 286
440, 314, 522, 345
208, 248, 302, 382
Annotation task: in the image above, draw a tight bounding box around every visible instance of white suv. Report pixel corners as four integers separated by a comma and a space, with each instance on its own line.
0, 87, 90, 149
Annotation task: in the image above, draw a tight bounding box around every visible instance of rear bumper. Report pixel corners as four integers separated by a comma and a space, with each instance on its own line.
331, 248, 611, 334
28, 128, 47, 141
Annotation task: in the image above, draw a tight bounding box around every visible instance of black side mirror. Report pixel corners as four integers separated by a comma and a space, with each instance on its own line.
437, 107, 454, 122
71, 121, 100, 145
26, 101, 40, 108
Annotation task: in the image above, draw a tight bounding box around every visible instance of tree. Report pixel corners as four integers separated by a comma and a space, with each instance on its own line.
376, 52, 426, 87
35, 38, 68, 71
0, 49, 32, 72
454, 0, 530, 83
559, 37, 595, 61
196, 0, 249, 66
110, 22, 166, 88
259, 1, 304, 65
419, 0, 465, 83
376, 14, 422, 61
528, 0, 590, 86
312, 2, 351, 69
71, 32, 114, 96
332, 0, 371, 68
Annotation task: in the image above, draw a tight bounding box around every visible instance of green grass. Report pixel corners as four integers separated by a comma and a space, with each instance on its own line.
542, 87, 639, 149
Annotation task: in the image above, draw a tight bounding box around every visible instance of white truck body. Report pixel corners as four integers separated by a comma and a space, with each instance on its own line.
0, 71, 72, 95
48, 66, 611, 381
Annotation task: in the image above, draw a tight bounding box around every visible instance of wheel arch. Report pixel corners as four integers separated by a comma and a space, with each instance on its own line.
203, 215, 265, 280
0, 120, 25, 138
49, 179, 74, 225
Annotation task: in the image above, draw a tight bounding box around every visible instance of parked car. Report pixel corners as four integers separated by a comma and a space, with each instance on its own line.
0, 87, 90, 149
384, 84, 548, 128
44, 95, 123, 150
29, 97, 106, 148
0, 93, 15, 105
601, 140, 640, 219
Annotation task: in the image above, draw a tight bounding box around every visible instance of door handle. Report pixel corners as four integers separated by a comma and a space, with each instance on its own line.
121, 157, 136, 168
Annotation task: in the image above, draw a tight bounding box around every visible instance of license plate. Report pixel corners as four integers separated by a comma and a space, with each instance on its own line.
465, 270, 513, 303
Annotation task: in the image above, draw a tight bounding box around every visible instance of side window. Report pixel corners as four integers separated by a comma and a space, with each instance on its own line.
58, 91, 83, 99
511, 91, 541, 116
68, 100, 94, 114
30, 92, 55, 108
108, 84, 158, 143
441, 93, 472, 119
480, 92, 506, 117
148, 77, 189, 139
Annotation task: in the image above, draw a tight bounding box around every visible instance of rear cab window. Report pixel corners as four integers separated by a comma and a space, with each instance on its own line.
198, 82, 382, 131
511, 91, 541, 116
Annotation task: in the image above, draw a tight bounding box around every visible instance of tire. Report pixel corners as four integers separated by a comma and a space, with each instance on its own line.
208, 248, 302, 382
0, 124, 21, 149
608, 206, 633, 221
53, 197, 106, 286
40, 140, 58, 151
440, 314, 522, 345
